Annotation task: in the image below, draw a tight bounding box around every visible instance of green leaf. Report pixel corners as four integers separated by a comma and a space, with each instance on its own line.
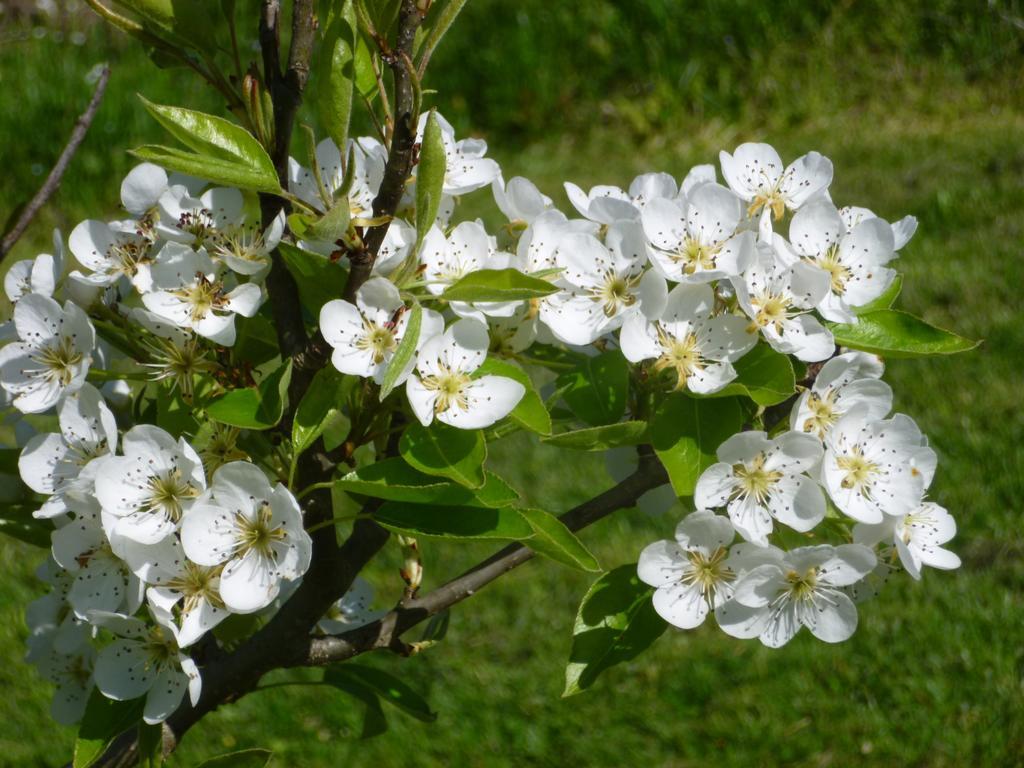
325, 664, 436, 722
399, 423, 486, 489
73, 690, 145, 768
194, 748, 274, 768
414, 109, 446, 250
207, 360, 292, 430
541, 421, 648, 451
303, 201, 352, 243
359, 695, 389, 739
0, 503, 52, 548
563, 564, 667, 697
137, 722, 163, 768
854, 274, 903, 313
556, 351, 629, 426
278, 242, 348, 318
828, 310, 978, 357
379, 301, 420, 401
519, 507, 600, 572
155, 385, 198, 438
440, 269, 560, 303
475, 358, 551, 434
471, 471, 521, 507
293, 367, 348, 458
374, 502, 534, 540
130, 145, 281, 194
316, 4, 357, 154
650, 395, 743, 496
697, 343, 796, 407
414, 0, 470, 62
336, 456, 474, 504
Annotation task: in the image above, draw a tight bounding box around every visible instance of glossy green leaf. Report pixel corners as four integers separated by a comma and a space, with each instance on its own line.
414, 109, 446, 250
325, 664, 436, 722
519, 507, 600, 572
207, 361, 292, 430
563, 564, 666, 697
650, 395, 742, 496
379, 301, 421, 400
278, 243, 348, 318
697, 343, 796, 407
441, 269, 560, 303
374, 502, 534, 540
556, 351, 630, 426
73, 690, 145, 768
336, 456, 473, 504
130, 145, 281, 194
399, 423, 486, 488
854, 274, 903, 314
475, 358, 551, 434
828, 310, 978, 357
293, 367, 348, 457
303, 201, 352, 243
541, 421, 648, 451
194, 748, 274, 768
316, 3, 357, 153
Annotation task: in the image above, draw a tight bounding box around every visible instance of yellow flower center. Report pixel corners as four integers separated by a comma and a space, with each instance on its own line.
234, 502, 287, 559
675, 237, 719, 275
732, 454, 783, 504
801, 390, 839, 438
653, 328, 704, 391
681, 546, 734, 600
593, 272, 638, 317
421, 366, 473, 415
836, 447, 879, 491
145, 467, 200, 522
35, 337, 84, 386
814, 244, 852, 295
356, 322, 397, 365
785, 567, 819, 601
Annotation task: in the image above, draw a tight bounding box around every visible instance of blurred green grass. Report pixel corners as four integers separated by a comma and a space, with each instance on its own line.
1, 3, 1023, 767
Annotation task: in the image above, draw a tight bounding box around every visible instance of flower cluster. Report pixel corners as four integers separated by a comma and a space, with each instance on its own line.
1, 112, 959, 724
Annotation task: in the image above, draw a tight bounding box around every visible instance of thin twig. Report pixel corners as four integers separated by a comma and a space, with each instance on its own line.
0, 65, 110, 259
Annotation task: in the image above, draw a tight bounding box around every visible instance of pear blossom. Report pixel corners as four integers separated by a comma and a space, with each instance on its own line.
416, 112, 500, 196
4, 229, 62, 303
50, 500, 144, 619
840, 205, 918, 251
155, 185, 244, 245
790, 351, 893, 439
95, 425, 206, 544
320, 277, 443, 384
641, 182, 755, 283
733, 244, 834, 361
90, 611, 201, 724
142, 243, 262, 346
695, 431, 826, 545
208, 211, 285, 276
68, 218, 155, 293
180, 462, 312, 614
406, 319, 525, 429
543, 221, 667, 345
130, 307, 214, 399
780, 200, 897, 322
638, 510, 782, 629
717, 543, 876, 647
854, 501, 961, 579
317, 578, 386, 634
0, 294, 95, 413
19, 384, 117, 518
719, 142, 833, 232
420, 221, 491, 295
30, 638, 95, 724
492, 175, 552, 226
620, 282, 755, 394
119, 162, 169, 220
821, 409, 936, 524
288, 136, 386, 218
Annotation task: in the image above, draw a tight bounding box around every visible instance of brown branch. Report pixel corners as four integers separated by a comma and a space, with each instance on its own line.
0, 65, 110, 259
306, 451, 670, 666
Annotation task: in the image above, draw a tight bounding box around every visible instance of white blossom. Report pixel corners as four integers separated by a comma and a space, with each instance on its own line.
320, 277, 443, 385
717, 544, 876, 647
563, 181, 638, 224
95, 425, 206, 544
790, 351, 892, 439
620, 282, 755, 393
719, 142, 833, 234
180, 462, 312, 614
695, 431, 826, 545
840, 205, 918, 251
854, 501, 960, 579
406, 319, 525, 429
68, 218, 155, 293
416, 111, 500, 196
142, 243, 262, 346
638, 510, 781, 629
90, 610, 201, 724
4, 229, 62, 303
543, 221, 666, 345
0, 294, 94, 413
821, 409, 936, 524
641, 182, 755, 283
19, 383, 117, 518
155, 185, 244, 246
492, 175, 552, 225
780, 200, 896, 323
733, 243, 834, 361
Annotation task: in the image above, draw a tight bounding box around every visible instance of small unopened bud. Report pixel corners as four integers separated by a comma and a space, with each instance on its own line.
398, 535, 423, 594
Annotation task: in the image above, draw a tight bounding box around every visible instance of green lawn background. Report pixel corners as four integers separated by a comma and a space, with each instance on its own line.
0, 2, 1022, 766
